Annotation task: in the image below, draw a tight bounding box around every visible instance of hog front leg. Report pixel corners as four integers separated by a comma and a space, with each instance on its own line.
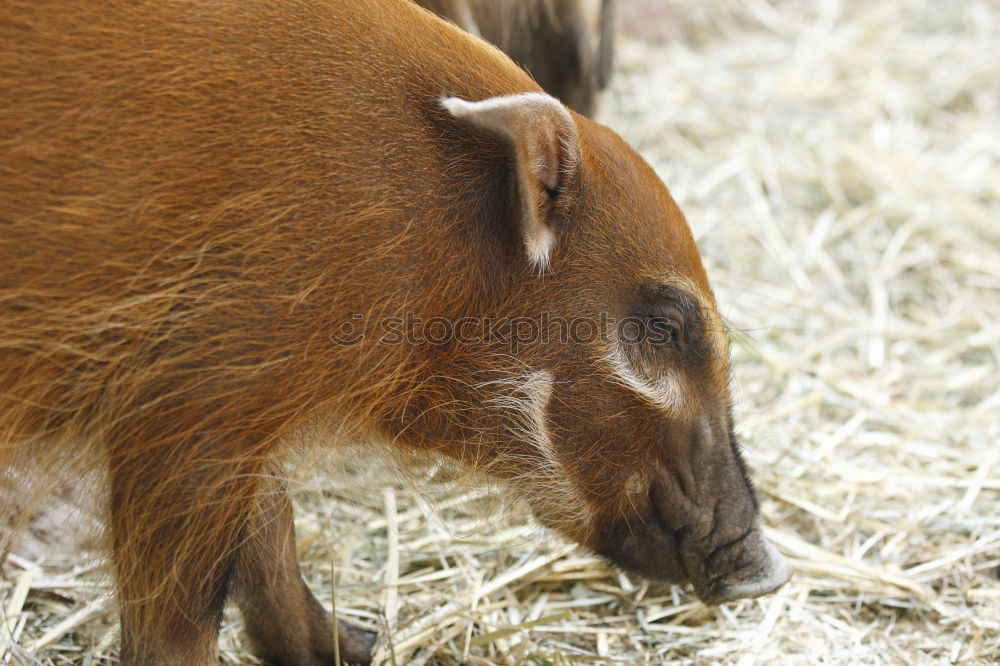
232, 477, 376, 666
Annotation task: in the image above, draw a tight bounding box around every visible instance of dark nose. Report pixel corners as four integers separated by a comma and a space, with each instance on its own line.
693, 529, 792, 604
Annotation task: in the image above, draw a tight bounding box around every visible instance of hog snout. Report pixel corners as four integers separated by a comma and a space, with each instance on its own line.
649, 466, 791, 603
684, 526, 792, 604
595, 433, 791, 603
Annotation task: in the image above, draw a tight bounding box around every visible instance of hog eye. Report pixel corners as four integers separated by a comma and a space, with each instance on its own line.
636, 284, 695, 349
647, 314, 682, 346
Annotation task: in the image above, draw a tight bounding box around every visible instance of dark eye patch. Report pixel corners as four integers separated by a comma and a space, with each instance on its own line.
635, 282, 713, 364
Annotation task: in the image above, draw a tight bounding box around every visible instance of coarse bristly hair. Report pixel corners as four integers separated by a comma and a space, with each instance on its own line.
1, 0, 764, 663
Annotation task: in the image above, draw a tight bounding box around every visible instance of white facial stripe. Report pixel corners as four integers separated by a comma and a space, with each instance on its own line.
604, 344, 682, 415
522, 369, 557, 463
481, 369, 595, 532
484, 370, 558, 467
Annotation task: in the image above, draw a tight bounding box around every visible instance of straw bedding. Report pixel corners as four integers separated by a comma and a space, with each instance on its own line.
2, 0, 998, 663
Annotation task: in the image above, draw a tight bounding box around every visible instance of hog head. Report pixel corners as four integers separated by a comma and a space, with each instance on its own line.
404, 92, 793, 603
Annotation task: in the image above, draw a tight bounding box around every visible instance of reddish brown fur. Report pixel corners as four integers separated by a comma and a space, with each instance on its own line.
1, 1, 786, 664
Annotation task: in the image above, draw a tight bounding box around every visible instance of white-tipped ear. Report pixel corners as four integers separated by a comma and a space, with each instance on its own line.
442, 93, 580, 272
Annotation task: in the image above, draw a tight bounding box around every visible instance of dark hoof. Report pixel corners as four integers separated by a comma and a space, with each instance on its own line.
338, 621, 377, 665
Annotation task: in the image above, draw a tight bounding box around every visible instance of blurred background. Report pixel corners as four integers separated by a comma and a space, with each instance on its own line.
5, 1, 998, 664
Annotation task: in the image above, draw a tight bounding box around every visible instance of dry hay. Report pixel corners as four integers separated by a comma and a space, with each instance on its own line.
3, 0, 999, 664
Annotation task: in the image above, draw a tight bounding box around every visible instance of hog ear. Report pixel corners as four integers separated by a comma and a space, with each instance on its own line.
442, 93, 580, 272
